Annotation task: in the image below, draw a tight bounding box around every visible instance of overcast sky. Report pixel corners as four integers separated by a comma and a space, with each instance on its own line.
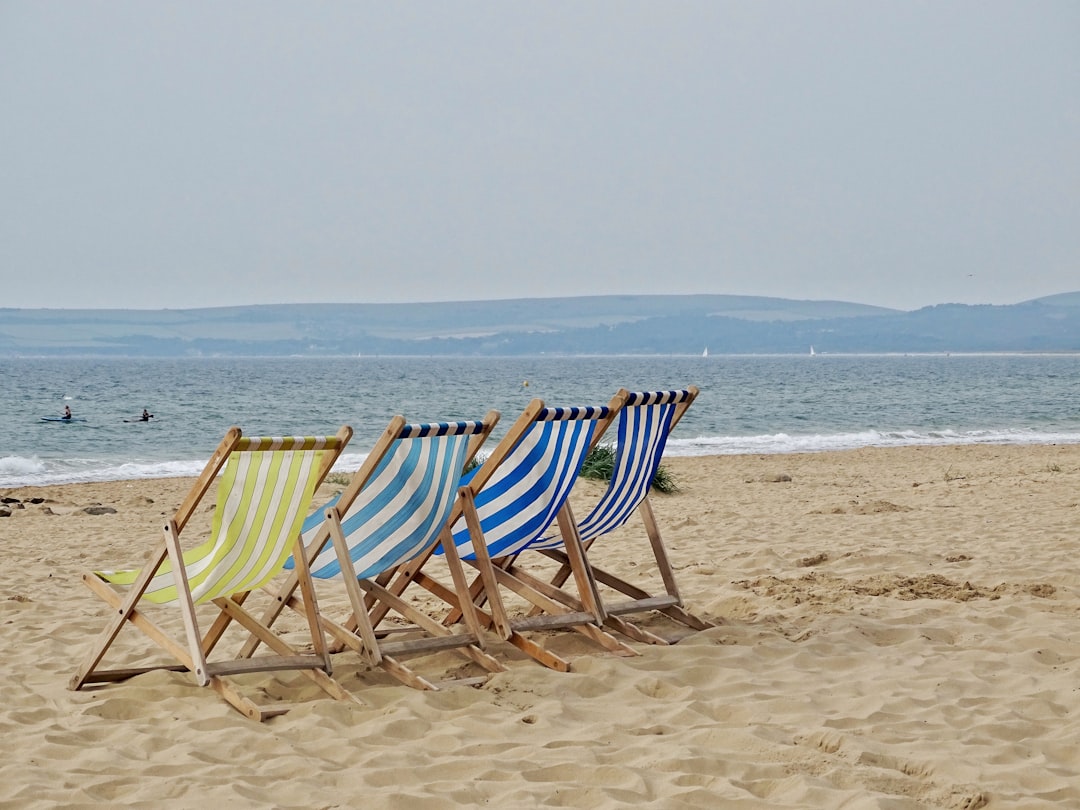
2, 2, 1077, 312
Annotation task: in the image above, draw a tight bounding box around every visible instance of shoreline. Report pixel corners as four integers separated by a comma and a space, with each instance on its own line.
8, 433, 1080, 491
2, 443, 1078, 807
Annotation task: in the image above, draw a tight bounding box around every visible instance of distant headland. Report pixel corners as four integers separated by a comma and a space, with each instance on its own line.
2, 292, 1079, 357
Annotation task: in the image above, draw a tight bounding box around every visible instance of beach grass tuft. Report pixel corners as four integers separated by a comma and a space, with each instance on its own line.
579, 444, 679, 494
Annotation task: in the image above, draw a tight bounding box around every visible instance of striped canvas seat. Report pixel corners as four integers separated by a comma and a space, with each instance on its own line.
70, 427, 358, 721
291, 420, 488, 579
529, 389, 694, 551
524, 387, 714, 641
245, 414, 505, 692
100, 436, 337, 604
447, 405, 610, 561
577, 389, 691, 541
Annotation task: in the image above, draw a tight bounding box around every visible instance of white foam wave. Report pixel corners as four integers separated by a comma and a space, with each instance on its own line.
333, 451, 371, 474
5, 430, 1080, 487
0, 455, 47, 480
0, 451, 374, 488
665, 428, 1080, 456
0, 456, 207, 488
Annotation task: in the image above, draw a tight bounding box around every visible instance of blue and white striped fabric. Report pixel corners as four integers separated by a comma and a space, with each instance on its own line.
446, 406, 608, 560
529, 390, 690, 550
288, 421, 486, 580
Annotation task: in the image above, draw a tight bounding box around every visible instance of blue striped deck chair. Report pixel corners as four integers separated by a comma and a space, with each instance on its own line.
524, 387, 713, 642
385, 396, 640, 672
242, 413, 503, 691
70, 426, 357, 721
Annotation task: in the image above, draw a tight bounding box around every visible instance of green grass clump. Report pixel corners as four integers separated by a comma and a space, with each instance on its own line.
578, 444, 679, 494
579, 444, 617, 481
324, 471, 351, 486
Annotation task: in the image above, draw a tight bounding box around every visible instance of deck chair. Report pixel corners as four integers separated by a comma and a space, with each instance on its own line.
524, 387, 713, 642
382, 396, 641, 672
240, 413, 504, 691
69, 426, 358, 721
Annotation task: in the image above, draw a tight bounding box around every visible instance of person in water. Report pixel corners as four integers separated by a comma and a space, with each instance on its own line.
62, 405, 72, 420
140, 408, 153, 421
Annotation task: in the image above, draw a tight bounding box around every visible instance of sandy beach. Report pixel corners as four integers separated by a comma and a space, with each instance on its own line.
2, 443, 1078, 809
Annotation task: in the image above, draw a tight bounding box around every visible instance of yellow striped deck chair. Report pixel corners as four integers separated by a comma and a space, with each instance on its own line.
69, 426, 358, 721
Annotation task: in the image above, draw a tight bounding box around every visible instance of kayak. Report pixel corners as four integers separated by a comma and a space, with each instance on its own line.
41, 416, 87, 423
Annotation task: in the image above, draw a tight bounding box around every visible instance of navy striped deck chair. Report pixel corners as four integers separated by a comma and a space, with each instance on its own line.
241, 413, 503, 691
384, 396, 640, 672
527, 387, 713, 641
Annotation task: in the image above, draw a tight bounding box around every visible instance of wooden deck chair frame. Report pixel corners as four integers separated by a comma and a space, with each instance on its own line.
379, 395, 641, 672
240, 412, 505, 691
69, 426, 358, 721
526, 387, 714, 642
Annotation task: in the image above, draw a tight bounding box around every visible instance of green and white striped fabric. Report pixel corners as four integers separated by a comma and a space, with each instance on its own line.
100, 438, 333, 605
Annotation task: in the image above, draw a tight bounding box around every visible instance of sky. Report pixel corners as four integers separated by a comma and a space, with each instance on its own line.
2, 2, 1078, 312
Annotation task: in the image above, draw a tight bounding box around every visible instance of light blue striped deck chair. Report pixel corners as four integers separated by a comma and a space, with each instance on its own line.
523, 387, 713, 642
243, 413, 504, 691
386, 396, 640, 672
70, 426, 358, 721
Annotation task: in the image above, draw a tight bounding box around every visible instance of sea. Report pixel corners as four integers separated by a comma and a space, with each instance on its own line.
2, 354, 1079, 488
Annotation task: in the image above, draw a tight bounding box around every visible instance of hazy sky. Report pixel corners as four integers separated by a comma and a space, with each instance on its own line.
2, 2, 1078, 311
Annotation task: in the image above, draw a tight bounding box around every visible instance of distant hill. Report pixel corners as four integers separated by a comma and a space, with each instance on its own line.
2, 293, 1078, 356
1023, 291, 1080, 308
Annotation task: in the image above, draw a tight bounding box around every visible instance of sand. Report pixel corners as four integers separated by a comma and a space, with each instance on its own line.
1, 443, 1078, 809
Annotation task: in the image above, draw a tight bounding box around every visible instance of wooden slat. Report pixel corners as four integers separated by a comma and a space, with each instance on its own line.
205, 656, 323, 677
75, 664, 190, 683
378, 634, 479, 656
605, 595, 679, 616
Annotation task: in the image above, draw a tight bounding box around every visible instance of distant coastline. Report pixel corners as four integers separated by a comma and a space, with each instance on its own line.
3, 292, 1079, 357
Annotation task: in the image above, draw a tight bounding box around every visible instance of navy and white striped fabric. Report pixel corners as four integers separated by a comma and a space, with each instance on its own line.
287, 421, 486, 580
396, 421, 488, 438
529, 390, 690, 550
446, 407, 609, 560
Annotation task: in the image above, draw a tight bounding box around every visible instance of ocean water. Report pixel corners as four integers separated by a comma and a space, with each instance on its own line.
2, 354, 1079, 487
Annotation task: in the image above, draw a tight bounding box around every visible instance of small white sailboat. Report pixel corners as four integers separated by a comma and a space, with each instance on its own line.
702, 347, 709, 358
809, 345, 816, 356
